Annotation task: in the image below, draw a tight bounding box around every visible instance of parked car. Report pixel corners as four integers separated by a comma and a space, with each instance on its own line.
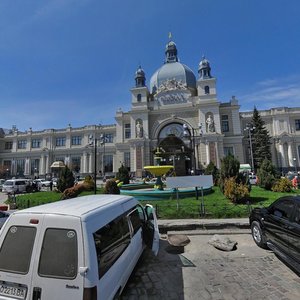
34, 179, 52, 188
2, 179, 28, 194
0, 195, 159, 300
0, 211, 9, 229
249, 196, 300, 273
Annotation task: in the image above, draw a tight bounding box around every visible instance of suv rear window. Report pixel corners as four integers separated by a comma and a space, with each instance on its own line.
0, 226, 36, 274
38, 228, 78, 279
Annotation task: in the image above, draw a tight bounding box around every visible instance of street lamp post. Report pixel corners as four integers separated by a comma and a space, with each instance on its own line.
100, 134, 106, 179
183, 123, 203, 175
244, 124, 255, 173
88, 135, 98, 194
89, 133, 107, 194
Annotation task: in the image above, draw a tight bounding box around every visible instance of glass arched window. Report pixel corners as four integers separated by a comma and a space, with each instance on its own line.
137, 94, 142, 102
204, 86, 210, 94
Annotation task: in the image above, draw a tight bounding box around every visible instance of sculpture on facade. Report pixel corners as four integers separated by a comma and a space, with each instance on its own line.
206, 114, 215, 133
136, 120, 143, 138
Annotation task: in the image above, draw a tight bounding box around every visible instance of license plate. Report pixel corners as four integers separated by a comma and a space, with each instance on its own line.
0, 283, 27, 299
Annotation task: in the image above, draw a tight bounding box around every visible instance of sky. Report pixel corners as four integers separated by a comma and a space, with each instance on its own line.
0, 0, 300, 132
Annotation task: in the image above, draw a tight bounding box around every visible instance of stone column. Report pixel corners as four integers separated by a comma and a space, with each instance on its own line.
45, 155, 49, 174
206, 142, 210, 166
288, 142, 293, 167
279, 143, 286, 168
214, 142, 220, 169
88, 153, 93, 174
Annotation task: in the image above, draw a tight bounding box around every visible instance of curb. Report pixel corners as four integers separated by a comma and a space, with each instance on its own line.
158, 221, 250, 234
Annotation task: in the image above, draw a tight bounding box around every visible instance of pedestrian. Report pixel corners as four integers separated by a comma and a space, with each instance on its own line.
49, 180, 53, 191
292, 176, 299, 189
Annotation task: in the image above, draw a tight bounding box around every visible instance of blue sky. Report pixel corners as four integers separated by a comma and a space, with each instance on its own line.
0, 0, 300, 131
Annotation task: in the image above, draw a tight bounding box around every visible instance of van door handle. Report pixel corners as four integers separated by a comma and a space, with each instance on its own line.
32, 287, 42, 300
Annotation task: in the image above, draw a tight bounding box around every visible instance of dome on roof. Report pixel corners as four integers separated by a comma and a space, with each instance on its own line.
150, 62, 196, 94
150, 40, 196, 94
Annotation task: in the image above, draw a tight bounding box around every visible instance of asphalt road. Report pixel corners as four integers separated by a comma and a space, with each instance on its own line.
122, 231, 300, 300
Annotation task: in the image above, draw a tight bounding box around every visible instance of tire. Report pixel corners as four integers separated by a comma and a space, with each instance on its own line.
251, 221, 267, 249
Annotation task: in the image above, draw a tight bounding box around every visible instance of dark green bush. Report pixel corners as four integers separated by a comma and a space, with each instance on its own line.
57, 166, 75, 192
219, 154, 240, 193
257, 159, 277, 190
204, 161, 219, 185
116, 164, 130, 184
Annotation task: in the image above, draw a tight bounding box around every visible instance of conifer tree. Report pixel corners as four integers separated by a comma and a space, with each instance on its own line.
251, 107, 272, 170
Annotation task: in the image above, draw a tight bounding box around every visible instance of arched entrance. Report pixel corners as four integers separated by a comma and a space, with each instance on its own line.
157, 135, 192, 176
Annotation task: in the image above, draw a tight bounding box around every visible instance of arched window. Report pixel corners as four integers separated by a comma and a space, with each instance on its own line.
137, 94, 142, 102
204, 86, 210, 94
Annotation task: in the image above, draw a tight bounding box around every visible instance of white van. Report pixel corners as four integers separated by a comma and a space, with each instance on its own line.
2, 179, 28, 194
0, 195, 159, 300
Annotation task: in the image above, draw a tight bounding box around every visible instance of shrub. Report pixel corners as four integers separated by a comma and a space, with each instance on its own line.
204, 161, 219, 185
116, 164, 130, 184
62, 184, 85, 199
272, 177, 293, 193
104, 179, 120, 194
223, 177, 250, 204
219, 154, 240, 193
257, 159, 277, 190
57, 166, 75, 192
83, 175, 94, 191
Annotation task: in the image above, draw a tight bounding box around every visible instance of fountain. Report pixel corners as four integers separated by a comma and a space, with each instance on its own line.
119, 147, 212, 200
143, 147, 173, 190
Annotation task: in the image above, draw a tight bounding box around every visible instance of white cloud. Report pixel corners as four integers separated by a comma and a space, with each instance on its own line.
240, 75, 300, 111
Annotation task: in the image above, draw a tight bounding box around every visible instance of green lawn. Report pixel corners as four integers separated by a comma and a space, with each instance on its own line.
10, 185, 299, 219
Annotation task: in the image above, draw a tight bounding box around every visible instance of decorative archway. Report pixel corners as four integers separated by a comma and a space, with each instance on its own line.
155, 122, 194, 175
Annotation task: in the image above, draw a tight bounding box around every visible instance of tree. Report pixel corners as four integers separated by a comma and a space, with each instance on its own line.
251, 107, 272, 170
57, 166, 75, 192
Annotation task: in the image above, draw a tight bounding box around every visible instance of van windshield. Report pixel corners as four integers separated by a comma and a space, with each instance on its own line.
38, 228, 78, 279
0, 226, 36, 274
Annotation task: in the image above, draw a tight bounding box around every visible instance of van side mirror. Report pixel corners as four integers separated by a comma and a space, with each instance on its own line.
79, 267, 88, 276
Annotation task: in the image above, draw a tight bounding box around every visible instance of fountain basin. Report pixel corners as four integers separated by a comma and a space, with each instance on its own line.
120, 184, 212, 201
144, 165, 173, 176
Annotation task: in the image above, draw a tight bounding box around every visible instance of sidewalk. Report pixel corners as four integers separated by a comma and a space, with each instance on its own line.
158, 218, 250, 233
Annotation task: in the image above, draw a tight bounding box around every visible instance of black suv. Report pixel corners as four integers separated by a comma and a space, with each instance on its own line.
249, 196, 300, 272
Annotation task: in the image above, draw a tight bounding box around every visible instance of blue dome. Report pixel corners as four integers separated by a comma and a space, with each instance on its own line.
150, 62, 196, 94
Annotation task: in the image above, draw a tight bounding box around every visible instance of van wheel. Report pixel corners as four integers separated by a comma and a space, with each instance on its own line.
251, 221, 267, 249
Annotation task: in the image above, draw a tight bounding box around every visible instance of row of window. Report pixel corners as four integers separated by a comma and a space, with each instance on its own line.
93, 206, 142, 279
4, 134, 115, 150
3, 154, 117, 175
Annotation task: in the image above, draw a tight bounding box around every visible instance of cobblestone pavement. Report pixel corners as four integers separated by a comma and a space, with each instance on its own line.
122, 232, 300, 300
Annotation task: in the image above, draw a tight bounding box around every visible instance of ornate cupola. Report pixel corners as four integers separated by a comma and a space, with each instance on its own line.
131, 65, 149, 108
165, 40, 178, 63
198, 56, 212, 79
197, 55, 217, 100
135, 65, 146, 87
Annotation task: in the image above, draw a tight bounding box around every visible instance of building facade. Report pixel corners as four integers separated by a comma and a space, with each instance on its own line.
0, 40, 300, 178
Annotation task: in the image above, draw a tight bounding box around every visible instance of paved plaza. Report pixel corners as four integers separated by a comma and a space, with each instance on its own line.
122, 232, 300, 300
